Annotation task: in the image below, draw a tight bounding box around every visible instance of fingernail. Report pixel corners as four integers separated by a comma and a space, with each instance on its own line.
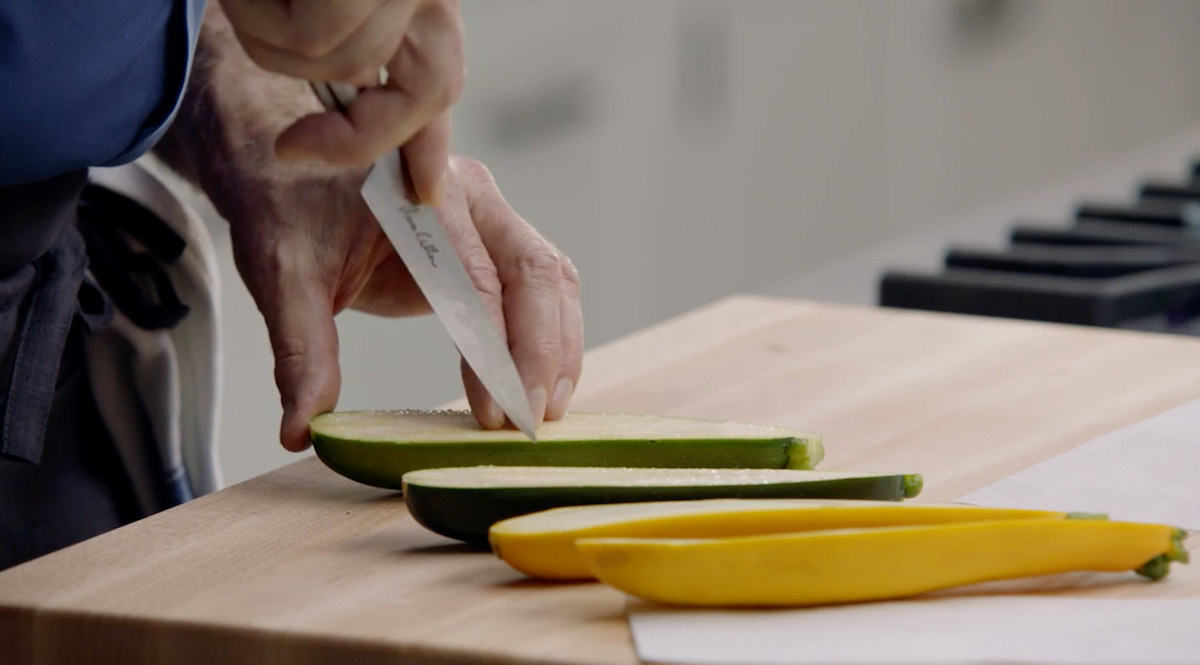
275, 145, 313, 163
549, 378, 574, 420
274, 134, 320, 162
426, 175, 446, 207
528, 386, 548, 424
486, 399, 507, 429
280, 406, 308, 452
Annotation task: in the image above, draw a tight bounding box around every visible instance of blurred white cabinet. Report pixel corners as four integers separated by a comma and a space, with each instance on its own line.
454, 0, 900, 333
454, 0, 1200, 337
453, 1, 680, 345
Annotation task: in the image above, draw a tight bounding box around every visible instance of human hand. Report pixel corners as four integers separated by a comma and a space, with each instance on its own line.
217, 0, 464, 204
221, 156, 583, 453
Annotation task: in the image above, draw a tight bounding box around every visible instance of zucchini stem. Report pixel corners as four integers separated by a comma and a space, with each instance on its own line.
902, 474, 924, 499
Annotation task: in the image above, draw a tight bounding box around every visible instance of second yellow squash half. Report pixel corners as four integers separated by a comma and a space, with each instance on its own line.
575, 517, 1189, 607
489, 498, 1075, 580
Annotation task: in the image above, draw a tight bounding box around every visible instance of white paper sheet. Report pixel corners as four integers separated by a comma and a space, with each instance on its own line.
628, 596, 1200, 665
956, 397, 1200, 528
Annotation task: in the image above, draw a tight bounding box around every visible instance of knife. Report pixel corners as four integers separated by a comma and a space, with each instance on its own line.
308, 77, 538, 442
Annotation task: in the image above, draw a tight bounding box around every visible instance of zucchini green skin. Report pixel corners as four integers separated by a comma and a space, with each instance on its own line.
312, 435, 825, 491
404, 474, 920, 545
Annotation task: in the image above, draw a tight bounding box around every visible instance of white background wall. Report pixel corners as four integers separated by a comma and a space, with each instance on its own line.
169, 0, 1200, 486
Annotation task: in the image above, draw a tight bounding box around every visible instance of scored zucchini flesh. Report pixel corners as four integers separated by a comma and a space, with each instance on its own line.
402, 467, 924, 544
403, 466, 921, 489
488, 498, 1069, 580
575, 518, 1190, 607
309, 410, 823, 490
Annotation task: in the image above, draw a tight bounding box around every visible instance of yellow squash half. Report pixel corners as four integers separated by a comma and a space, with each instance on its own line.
575, 517, 1189, 607
488, 498, 1077, 580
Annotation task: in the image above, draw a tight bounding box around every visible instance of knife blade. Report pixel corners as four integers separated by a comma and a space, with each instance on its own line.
308, 79, 538, 442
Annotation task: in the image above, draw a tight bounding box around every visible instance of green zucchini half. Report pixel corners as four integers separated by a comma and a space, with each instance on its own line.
402, 466, 923, 544
310, 410, 824, 490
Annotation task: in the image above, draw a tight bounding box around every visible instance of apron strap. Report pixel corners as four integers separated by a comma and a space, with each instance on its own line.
0, 228, 109, 463
0, 176, 188, 464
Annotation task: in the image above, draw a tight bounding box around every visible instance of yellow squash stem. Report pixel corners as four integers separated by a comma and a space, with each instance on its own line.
489, 499, 1070, 580
575, 518, 1189, 607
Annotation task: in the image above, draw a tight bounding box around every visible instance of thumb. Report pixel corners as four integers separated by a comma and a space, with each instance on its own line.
258, 272, 342, 453
402, 112, 452, 206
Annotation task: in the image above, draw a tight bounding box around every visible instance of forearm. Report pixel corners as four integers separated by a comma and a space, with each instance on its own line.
152, 1, 324, 206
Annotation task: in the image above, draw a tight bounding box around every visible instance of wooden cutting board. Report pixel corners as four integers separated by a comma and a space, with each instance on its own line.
2, 295, 1199, 665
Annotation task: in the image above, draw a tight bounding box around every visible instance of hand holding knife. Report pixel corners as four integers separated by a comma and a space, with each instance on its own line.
308, 72, 539, 442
